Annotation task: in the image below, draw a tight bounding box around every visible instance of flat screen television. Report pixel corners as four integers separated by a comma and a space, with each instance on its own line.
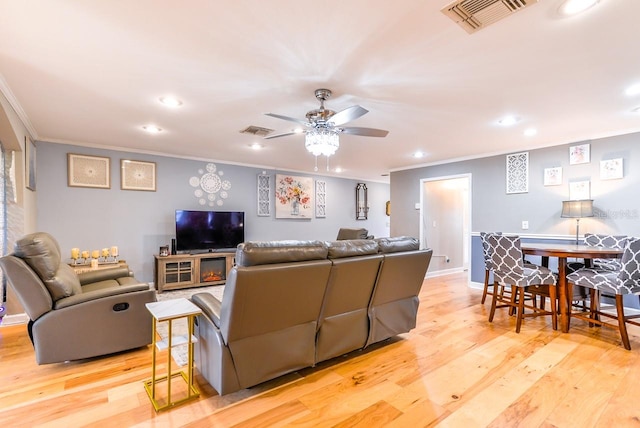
175, 210, 245, 252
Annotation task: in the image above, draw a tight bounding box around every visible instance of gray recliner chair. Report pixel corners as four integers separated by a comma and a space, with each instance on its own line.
336, 228, 373, 240
0, 232, 156, 364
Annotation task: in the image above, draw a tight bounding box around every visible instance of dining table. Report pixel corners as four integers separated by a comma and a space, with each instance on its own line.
520, 242, 623, 333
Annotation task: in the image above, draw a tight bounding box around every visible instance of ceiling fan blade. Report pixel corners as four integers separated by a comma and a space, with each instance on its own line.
340, 127, 389, 137
265, 113, 309, 126
264, 131, 301, 139
328, 105, 368, 126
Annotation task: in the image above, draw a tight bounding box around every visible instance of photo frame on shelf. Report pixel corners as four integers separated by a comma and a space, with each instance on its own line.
506, 152, 529, 194
25, 136, 36, 191
67, 153, 111, 189
569, 143, 590, 165
121, 159, 156, 191
600, 158, 623, 180
569, 180, 590, 200
543, 167, 562, 186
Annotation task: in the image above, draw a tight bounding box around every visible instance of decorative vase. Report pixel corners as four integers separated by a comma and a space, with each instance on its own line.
291, 199, 300, 216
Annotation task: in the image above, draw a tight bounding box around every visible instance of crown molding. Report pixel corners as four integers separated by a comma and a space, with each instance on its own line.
0, 73, 37, 139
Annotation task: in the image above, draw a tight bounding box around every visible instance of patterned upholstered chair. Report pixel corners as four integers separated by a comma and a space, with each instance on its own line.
566, 236, 640, 350
487, 235, 558, 333
479, 232, 501, 304
568, 233, 628, 308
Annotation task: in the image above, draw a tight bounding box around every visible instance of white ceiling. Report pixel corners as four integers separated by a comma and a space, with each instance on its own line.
1, 0, 639, 182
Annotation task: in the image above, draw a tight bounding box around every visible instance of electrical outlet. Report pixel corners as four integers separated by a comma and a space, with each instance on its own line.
522, 220, 529, 230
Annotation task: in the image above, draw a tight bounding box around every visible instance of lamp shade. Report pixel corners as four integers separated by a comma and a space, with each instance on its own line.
561, 200, 594, 218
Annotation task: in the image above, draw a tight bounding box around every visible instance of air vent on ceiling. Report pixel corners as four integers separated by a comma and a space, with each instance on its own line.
240, 126, 274, 137
441, 0, 538, 34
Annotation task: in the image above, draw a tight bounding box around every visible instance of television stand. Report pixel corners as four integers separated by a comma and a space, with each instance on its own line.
154, 252, 235, 293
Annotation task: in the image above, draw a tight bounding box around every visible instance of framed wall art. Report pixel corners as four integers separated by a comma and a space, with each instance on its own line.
543, 167, 562, 186
315, 180, 326, 218
121, 159, 156, 191
600, 158, 623, 180
569, 143, 590, 165
257, 172, 271, 216
569, 180, 590, 200
275, 174, 313, 219
67, 153, 111, 189
506, 152, 529, 194
25, 136, 36, 191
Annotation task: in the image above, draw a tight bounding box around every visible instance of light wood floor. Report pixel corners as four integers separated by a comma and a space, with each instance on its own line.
2, 272, 640, 427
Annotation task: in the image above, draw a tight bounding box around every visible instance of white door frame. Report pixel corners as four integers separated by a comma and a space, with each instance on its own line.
420, 173, 472, 283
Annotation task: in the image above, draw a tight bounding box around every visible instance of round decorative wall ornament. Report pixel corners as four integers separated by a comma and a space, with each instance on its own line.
189, 163, 232, 206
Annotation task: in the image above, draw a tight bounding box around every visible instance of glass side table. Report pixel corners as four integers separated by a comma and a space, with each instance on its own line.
144, 298, 202, 411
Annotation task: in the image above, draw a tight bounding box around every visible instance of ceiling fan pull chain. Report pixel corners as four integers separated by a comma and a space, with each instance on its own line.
326, 156, 330, 171
314, 155, 319, 172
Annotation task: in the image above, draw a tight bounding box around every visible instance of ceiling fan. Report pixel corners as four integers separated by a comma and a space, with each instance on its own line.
264, 89, 389, 170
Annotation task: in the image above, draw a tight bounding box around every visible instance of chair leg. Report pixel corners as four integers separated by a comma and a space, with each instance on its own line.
615, 295, 631, 350
516, 287, 525, 333
550, 285, 557, 331
589, 289, 598, 327
509, 287, 517, 316
481, 269, 490, 304
488, 282, 499, 322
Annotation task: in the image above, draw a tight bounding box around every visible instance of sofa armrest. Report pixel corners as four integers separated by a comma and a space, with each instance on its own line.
54, 283, 151, 310
77, 266, 132, 285
191, 292, 222, 328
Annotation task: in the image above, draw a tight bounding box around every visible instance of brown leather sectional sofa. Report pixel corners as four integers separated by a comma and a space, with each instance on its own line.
191, 236, 432, 395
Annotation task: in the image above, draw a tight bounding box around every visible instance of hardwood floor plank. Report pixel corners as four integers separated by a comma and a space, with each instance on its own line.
2, 272, 640, 427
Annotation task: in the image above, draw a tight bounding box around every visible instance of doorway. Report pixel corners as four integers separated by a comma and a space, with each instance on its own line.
420, 174, 471, 277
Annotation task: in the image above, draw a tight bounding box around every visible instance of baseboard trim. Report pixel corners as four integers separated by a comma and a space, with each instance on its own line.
426, 267, 465, 278
0, 313, 29, 326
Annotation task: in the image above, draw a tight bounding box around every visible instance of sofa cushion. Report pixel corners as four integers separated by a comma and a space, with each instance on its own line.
375, 236, 420, 253
326, 239, 379, 259
14, 232, 82, 301
236, 240, 329, 267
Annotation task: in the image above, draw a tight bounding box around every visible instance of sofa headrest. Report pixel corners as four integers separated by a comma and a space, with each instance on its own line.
375, 236, 420, 253
236, 240, 329, 267
14, 232, 82, 301
326, 239, 379, 259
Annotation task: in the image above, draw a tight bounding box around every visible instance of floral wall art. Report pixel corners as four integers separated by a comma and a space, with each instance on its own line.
275, 174, 313, 219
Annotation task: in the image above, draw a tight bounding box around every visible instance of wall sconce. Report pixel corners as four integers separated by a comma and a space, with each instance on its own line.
356, 183, 368, 220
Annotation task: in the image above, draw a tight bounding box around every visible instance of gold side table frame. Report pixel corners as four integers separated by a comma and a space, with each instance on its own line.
144, 298, 202, 411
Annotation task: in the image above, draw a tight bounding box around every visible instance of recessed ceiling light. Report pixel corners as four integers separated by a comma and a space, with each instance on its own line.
250, 143, 263, 150
497, 115, 519, 126
559, 0, 599, 16
142, 125, 162, 134
524, 128, 538, 137
159, 96, 183, 107
293, 128, 304, 134
334, 167, 343, 173
412, 151, 425, 159
625, 83, 640, 97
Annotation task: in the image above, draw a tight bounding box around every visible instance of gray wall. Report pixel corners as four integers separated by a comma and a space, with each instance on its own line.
391, 132, 640, 281
36, 142, 390, 283
391, 132, 640, 239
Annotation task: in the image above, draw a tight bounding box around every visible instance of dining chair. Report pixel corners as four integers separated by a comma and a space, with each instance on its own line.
487, 235, 558, 333
566, 236, 640, 350
480, 232, 501, 304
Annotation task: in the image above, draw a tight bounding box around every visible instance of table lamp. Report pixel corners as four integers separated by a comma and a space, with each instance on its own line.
561, 199, 594, 244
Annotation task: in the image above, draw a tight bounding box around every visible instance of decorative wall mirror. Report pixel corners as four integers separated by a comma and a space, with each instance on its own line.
356, 183, 368, 220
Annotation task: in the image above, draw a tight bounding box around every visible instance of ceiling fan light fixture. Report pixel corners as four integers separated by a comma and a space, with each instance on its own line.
305, 129, 339, 157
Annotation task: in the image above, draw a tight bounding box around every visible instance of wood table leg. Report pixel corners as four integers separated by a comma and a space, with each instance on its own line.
558, 257, 569, 333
